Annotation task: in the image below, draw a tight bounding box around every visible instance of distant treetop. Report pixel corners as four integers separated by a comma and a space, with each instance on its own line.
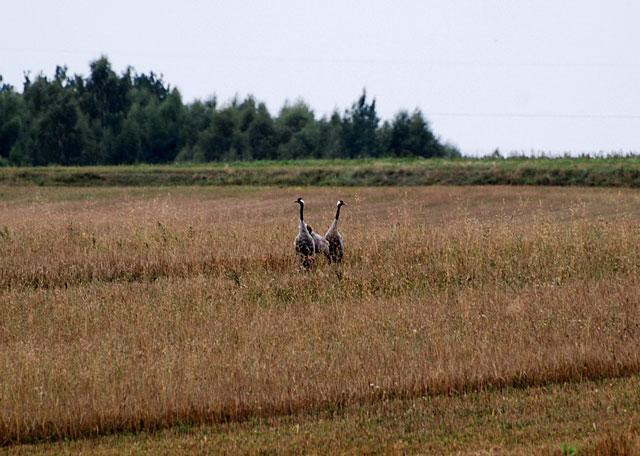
0, 56, 458, 166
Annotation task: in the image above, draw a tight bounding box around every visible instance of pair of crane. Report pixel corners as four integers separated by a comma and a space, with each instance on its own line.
294, 198, 346, 269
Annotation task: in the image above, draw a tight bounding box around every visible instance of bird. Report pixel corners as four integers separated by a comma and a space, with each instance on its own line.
293, 197, 315, 269
324, 200, 346, 263
306, 224, 330, 260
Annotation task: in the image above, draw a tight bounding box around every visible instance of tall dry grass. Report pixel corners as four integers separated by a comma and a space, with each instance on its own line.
1, 185, 639, 444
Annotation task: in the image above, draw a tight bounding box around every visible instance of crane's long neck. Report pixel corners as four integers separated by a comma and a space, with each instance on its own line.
328, 206, 341, 233
298, 202, 306, 231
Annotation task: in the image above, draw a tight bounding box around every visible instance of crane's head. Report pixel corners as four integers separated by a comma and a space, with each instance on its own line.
294, 197, 304, 205
337, 200, 346, 207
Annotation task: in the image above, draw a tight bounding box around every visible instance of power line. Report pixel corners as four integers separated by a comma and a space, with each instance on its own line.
2, 47, 640, 68
425, 112, 640, 119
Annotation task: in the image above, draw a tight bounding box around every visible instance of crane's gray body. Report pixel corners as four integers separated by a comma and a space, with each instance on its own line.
306, 224, 330, 258
324, 200, 345, 263
294, 198, 315, 269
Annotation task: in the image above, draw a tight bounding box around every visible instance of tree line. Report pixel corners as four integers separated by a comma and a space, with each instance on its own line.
0, 57, 459, 166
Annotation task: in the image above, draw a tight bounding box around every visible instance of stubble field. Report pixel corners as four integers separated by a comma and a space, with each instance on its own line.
1, 185, 640, 454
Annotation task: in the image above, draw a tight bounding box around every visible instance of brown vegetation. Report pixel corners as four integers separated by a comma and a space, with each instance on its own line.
1, 185, 639, 447
11, 376, 640, 454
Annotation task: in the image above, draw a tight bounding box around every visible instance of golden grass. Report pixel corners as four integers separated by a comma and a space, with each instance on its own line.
1, 185, 640, 447
10, 376, 640, 455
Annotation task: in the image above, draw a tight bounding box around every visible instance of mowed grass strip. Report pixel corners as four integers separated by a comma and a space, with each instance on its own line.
0, 185, 639, 446
4, 157, 640, 187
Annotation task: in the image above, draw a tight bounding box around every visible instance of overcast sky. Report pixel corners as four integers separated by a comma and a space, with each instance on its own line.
1, 1, 639, 155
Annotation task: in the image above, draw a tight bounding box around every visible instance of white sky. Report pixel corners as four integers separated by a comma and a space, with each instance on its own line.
1, 0, 639, 155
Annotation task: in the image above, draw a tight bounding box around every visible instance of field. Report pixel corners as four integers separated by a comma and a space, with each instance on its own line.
1, 184, 640, 454
5, 157, 640, 187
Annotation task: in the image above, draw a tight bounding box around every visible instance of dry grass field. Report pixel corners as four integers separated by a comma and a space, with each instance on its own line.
1, 185, 640, 454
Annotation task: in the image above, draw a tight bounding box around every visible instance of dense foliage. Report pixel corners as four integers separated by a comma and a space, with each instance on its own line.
0, 57, 457, 166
